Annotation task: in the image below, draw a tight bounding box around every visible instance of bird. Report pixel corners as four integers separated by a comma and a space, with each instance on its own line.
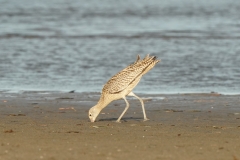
88, 54, 160, 122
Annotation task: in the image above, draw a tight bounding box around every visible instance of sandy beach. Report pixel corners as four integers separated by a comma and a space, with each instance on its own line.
0, 91, 240, 160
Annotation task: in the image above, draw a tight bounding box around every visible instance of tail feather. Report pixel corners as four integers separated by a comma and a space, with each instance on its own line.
135, 55, 141, 63
140, 55, 160, 75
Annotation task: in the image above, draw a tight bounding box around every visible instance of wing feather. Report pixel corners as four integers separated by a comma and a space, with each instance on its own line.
102, 55, 160, 94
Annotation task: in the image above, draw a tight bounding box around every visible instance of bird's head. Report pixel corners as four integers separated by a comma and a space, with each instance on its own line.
89, 106, 101, 122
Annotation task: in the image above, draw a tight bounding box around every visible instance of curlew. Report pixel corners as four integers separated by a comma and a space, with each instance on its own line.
89, 54, 160, 122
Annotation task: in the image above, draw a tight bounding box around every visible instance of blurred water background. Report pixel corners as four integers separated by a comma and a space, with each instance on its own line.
0, 0, 240, 94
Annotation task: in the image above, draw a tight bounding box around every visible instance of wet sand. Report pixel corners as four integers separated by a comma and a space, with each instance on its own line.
0, 91, 240, 160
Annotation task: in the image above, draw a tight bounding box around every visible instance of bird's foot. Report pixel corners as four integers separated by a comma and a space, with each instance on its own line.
115, 120, 121, 123
143, 118, 150, 121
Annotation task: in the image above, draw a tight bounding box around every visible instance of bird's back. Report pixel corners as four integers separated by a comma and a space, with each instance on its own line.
102, 54, 160, 94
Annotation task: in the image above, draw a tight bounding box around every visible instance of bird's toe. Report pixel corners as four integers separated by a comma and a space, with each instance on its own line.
143, 118, 150, 121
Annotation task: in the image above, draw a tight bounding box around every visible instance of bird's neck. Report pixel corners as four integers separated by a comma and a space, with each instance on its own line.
95, 95, 111, 110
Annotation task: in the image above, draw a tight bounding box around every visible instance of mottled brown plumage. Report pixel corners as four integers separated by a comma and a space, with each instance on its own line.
89, 54, 160, 122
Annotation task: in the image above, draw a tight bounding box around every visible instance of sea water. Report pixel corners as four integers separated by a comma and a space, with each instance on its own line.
0, 0, 240, 94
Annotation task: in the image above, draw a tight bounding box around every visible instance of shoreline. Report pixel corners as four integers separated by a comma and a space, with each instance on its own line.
1, 89, 240, 96
0, 91, 240, 159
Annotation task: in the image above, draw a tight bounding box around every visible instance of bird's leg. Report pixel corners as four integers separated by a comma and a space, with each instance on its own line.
128, 92, 149, 121
116, 96, 129, 123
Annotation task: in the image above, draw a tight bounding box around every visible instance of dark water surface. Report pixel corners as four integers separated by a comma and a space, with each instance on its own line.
0, 0, 240, 94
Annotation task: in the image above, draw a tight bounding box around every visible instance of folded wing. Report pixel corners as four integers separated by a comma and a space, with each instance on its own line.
102, 54, 160, 94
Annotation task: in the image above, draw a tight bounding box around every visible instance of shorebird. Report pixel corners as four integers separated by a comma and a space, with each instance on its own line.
89, 54, 160, 122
